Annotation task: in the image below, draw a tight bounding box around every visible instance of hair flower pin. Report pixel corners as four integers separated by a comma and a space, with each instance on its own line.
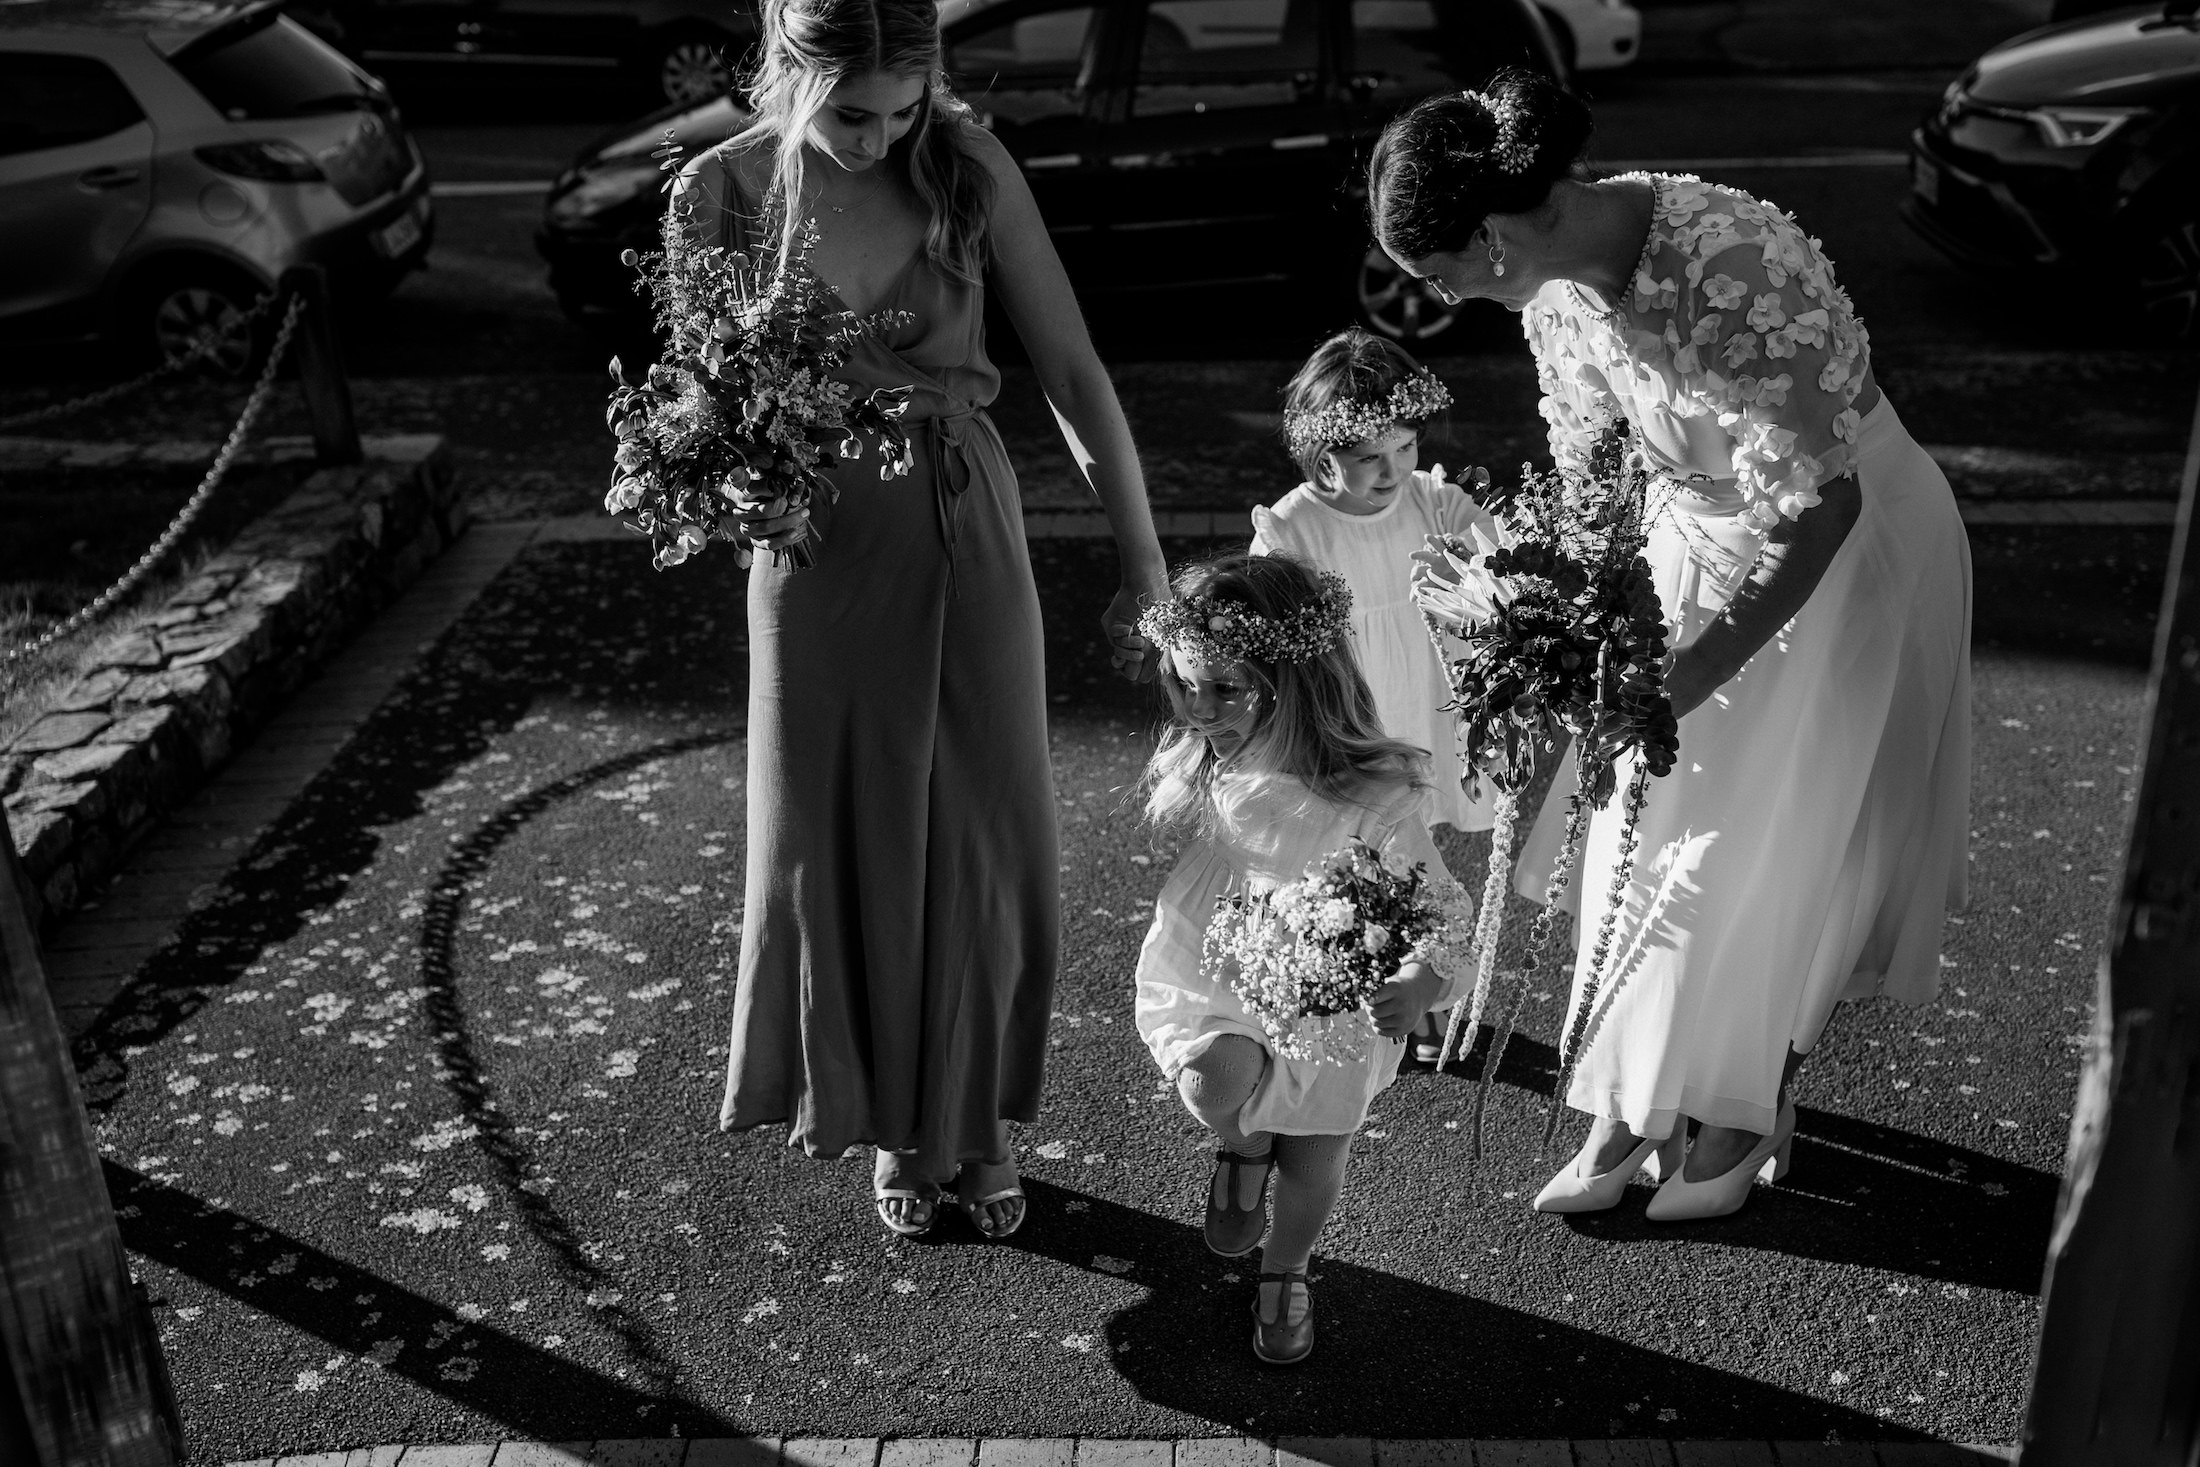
1462, 87, 1534, 174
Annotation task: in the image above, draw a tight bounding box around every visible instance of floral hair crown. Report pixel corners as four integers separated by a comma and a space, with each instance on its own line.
1138, 570, 1354, 667
1463, 88, 1533, 174
1282, 369, 1452, 457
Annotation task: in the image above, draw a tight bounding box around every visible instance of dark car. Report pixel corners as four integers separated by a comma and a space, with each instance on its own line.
1903, 0, 2200, 339
295, 0, 758, 107
536, 0, 1562, 341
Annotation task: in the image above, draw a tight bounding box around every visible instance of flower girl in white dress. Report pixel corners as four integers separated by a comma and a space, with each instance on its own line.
1131, 551, 1474, 1366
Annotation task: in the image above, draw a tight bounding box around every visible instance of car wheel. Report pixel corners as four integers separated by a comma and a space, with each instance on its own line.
1352, 243, 1463, 345
651, 28, 733, 107
137, 268, 273, 378
2134, 212, 2200, 343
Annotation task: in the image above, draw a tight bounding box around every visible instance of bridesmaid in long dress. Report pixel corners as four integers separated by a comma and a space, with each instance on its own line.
1372, 69, 1971, 1220
673, 0, 1167, 1239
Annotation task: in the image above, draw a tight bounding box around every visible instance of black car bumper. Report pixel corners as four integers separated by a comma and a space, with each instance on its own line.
301, 171, 438, 292
1901, 127, 2070, 273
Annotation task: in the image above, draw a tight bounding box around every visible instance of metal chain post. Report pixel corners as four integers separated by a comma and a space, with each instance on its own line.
2, 292, 306, 669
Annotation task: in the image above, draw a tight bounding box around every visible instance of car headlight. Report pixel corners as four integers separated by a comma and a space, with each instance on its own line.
548, 163, 662, 225
2028, 106, 2143, 149
196, 140, 326, 183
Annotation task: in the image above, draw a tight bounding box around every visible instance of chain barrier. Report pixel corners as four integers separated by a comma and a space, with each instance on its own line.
3, 292, 306, 670
0, 287, 289, 434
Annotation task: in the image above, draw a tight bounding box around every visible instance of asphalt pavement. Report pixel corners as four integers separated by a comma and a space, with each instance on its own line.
71, 523, 2154, 1461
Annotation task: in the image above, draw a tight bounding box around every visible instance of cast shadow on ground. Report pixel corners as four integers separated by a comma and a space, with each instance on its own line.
105, 1161, 749, 1439
1004, 1177, 1921, 1441
1416, 1032, 2055, 1298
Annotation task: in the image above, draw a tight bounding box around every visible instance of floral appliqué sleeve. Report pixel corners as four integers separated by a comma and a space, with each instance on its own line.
1523, 294, 1622, 479
1637, 182, 1872, 533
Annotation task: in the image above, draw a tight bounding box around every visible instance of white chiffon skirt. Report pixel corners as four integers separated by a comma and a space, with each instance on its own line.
1516, 397, 1972, 1139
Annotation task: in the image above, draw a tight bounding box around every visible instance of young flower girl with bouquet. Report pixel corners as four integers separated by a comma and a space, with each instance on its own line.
1131, 551, 1475, 1366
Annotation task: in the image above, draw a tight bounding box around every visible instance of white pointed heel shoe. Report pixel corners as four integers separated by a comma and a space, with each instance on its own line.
1644, 1098, 1797, 1223
1532, 1129, 1687, 1214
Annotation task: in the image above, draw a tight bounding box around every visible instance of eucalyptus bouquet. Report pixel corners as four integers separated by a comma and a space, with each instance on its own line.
1202, 838, 1446, 1066
604, 190, 913, 572
1412, 416, 1679, 1151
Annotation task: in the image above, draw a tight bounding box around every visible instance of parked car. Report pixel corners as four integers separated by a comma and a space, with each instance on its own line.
1903, 0, 2200, 339
1537, 0, 1638, 75
0, 0, 432, 373
537, 0, 1564, 342
294, 0, 759, 108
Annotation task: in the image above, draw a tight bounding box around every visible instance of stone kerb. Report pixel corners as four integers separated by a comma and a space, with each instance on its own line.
1, 434, 465, 932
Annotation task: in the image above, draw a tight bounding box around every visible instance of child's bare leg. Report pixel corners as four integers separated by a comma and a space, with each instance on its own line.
1178, 1035, 1274, 1211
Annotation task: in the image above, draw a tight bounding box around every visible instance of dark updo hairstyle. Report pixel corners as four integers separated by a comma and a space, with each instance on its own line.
1281, 327, 1443, 485
1367, 66, 1594, 264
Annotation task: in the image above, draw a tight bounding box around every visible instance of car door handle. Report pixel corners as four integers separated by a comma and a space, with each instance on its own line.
78, 165, 141, 189
1271, 134, 1329, 150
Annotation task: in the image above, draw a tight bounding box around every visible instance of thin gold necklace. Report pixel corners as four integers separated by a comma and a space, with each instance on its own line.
826, 168, 887, 216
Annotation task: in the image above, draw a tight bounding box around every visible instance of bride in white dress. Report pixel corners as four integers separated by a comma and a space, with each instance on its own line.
1369, 69, 1971, 1220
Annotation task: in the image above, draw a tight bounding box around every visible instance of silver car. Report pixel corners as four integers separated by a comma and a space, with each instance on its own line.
0, 0, 433, 374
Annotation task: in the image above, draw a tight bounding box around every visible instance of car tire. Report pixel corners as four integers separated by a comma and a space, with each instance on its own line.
2133, 210, 2200, 344
129, 263, 276, 379
1350, 242, 1464, 347
645, 25, 735, 107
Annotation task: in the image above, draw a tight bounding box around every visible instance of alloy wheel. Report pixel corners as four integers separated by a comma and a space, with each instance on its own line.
151, 284, 254, 376
2135, 214, 2200, 343
659, 38, 730, 106
1355, 244, 1463, 343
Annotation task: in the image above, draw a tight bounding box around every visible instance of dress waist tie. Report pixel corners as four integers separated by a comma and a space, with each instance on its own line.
925, 405, 981, 601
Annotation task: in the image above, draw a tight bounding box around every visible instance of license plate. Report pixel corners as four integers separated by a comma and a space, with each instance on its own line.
373, 203, 424, 259
1913, 155, 1941, 207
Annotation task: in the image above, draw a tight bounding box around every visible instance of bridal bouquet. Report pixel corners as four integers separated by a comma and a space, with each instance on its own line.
604, 188, 914, 572
1202, 838, 1446, 1065
1412, 416, 1680, 1151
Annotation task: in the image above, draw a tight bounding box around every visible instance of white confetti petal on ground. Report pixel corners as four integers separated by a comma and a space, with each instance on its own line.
1093, 1255, 1133, 1275
543, 1334, 566, 1348
364, 1339, 402, 1368
439, 1357, 481, 1382
410, 1118, 477, 1152
587, 1290, 625, 1308
379, 1208, 464, 1235
605, 1049, 641, 1079
449, 1184, 491, 1212
481, 1244, 512, 1261
456, 1303, 487, 1322
740, 1298, 781, 1324
167, 1076, 200, 1097
891, 1279, 917, 1295
294, 1369, 325, 1392
1033, 1141, 1071, 1160
1061, 1334, 1096, 1352
1829, 1370, 1851, 1386
174, 1308, 202, 1323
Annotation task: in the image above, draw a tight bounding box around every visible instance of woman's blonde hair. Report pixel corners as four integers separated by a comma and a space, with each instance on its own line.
734, 0, 994, 282
1140, 551, 1428, 833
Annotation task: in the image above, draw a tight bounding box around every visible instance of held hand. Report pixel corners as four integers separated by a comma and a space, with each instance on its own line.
1102, 582, 1158, 684
1369, 961, 1444, 1040
737, 505, 811, 552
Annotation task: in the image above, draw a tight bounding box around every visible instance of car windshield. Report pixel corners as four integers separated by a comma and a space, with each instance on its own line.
172, 12, 375, 120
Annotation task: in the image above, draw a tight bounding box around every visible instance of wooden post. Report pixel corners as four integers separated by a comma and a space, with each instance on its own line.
0, 831, 181, 1467
279, 264, 362, 467
2018, 382, 2200, 1463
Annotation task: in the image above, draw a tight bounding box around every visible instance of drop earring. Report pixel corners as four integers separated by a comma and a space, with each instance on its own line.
1489, 242, 1507, 278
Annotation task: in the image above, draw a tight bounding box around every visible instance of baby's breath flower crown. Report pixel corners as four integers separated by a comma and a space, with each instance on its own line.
1138, 570, 1354, 667
1282, 369, 1453, 458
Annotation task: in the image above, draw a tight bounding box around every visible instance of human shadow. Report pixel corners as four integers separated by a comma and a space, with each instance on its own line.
106, 1162, 746, 1439
999, 1178, 1922, 1440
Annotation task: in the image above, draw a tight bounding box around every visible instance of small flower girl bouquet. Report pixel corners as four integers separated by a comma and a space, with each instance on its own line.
1412, 415, 1680, 1149
603, 186, 914, 572
1202, 838, 1447, 1066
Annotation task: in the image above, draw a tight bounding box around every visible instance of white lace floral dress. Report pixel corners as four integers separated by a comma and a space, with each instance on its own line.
1134, 773, 1476, 1136
1518, 173, 1972, 1140
1251, 469, 1499, 831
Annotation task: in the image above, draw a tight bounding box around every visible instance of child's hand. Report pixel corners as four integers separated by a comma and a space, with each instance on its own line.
1370, 961, 1444, 1040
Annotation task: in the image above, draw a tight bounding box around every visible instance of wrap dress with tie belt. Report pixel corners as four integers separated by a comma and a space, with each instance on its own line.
674, 142, 1060, 1179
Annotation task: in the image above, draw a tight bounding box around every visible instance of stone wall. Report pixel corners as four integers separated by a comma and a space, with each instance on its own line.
1, 435, 465, 933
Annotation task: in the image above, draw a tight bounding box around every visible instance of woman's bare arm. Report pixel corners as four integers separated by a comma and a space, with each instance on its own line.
971, 126, 1168, 680
1666, 473, 1864, 717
